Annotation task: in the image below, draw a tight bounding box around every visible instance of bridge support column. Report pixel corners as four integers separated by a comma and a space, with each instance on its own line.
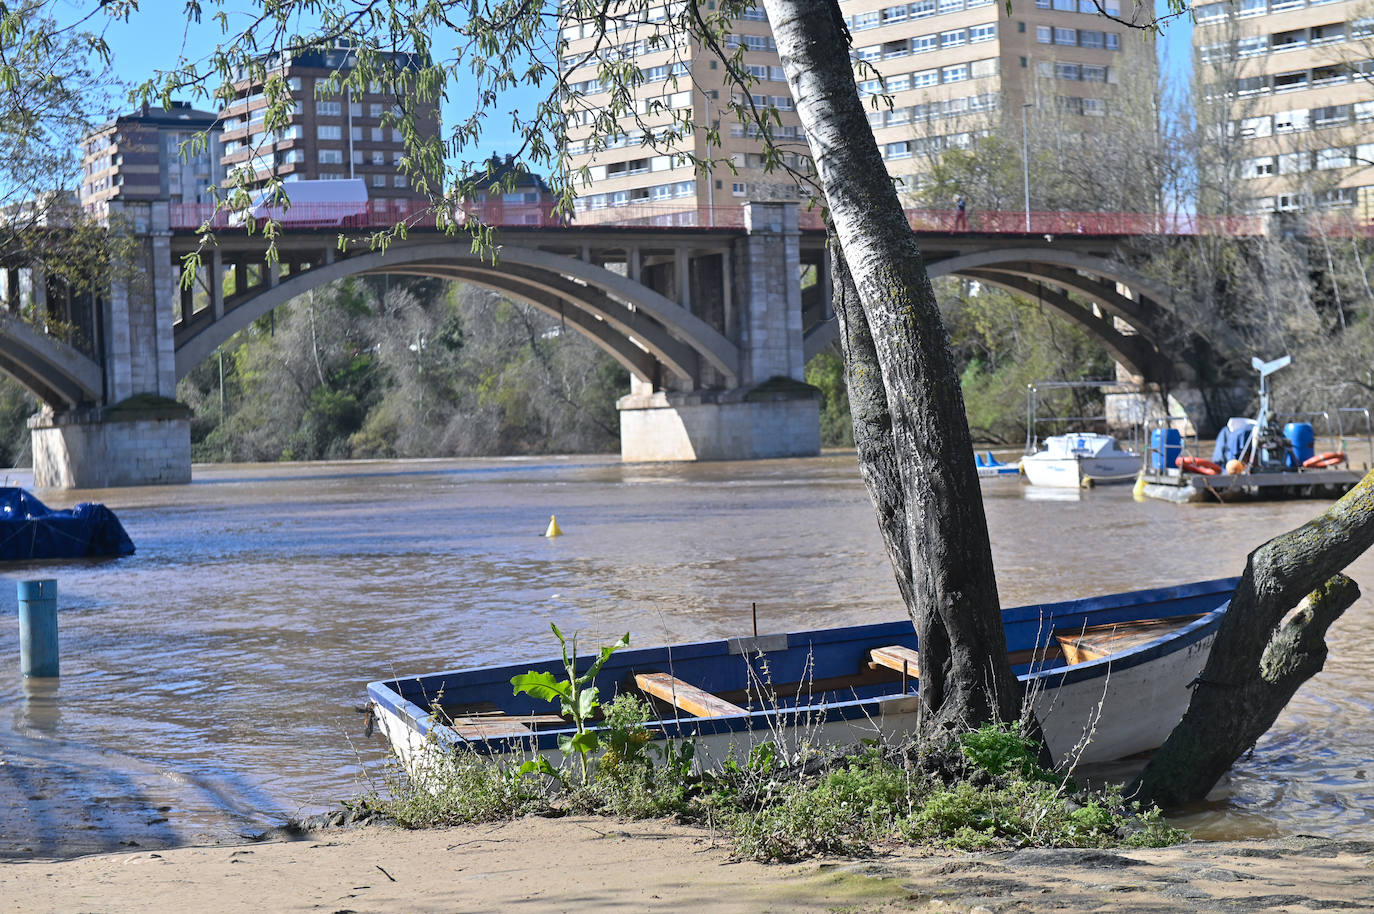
618, 202, 819, 462
29, 201, 191, 488
29, 403, 192, 489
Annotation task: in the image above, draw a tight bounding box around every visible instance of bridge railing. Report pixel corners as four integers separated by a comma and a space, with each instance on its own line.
168, 200, 1278, 236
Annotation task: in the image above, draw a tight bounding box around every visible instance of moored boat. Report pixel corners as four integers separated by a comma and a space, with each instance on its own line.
0, 487, 135, 560
1019, 433, 1141, 488
367, 578, 1236, 777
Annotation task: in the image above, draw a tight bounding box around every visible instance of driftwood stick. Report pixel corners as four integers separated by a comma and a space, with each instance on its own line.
1128, 469, 1374, 808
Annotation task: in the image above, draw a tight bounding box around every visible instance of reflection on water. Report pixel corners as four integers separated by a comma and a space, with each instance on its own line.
0, 454, 1371, 857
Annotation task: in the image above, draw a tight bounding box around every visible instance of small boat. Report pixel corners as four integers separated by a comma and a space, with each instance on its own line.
1019, 433, 1141, 488
0, 487, 136, 560
367, 578, 1236, 776
976, 451, 1019, 478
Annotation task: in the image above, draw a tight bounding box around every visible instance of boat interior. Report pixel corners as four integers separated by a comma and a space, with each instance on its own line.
394, 583, 1236, 742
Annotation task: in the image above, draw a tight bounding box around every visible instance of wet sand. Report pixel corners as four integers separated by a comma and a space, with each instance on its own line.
2, 817, 1371, 913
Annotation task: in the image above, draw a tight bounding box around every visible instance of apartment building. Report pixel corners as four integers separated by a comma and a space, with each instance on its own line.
79, 102, 225, 212
560, 2, 1147, 217
1195, 0, 1374, 217
562, 5, 807, 219
218, 46, 439, 202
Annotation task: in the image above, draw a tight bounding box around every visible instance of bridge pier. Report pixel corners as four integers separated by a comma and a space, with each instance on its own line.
30, 201, 192, 489
619, 202, 820, 462
29, 404, 191, 489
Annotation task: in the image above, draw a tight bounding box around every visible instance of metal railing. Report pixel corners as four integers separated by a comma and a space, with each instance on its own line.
167, 200, 1276, 236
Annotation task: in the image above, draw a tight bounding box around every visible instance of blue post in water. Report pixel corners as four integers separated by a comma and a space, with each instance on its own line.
18, 579, 58, 678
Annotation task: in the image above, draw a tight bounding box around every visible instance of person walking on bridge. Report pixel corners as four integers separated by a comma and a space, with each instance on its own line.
954, 194, 968, 231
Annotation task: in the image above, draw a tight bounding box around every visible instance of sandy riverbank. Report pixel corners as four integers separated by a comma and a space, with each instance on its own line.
2, 817, 1371, 913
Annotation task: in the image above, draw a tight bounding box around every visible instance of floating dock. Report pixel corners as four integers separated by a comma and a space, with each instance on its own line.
1138, 466, 1366, 503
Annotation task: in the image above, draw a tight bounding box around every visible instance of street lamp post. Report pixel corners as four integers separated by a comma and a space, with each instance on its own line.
1021, 102, 1032, 233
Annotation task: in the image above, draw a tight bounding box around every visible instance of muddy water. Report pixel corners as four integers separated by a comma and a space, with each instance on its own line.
0, 454, 1370, 858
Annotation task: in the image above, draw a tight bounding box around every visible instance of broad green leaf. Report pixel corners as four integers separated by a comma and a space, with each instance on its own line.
510, 670, 572, 703
568, 730, 600, 754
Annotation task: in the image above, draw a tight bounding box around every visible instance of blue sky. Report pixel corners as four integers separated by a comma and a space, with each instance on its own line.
89, 0, 1194, 155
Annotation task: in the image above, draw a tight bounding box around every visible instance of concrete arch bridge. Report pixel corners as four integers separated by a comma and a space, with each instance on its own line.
1, 201, 1225, 487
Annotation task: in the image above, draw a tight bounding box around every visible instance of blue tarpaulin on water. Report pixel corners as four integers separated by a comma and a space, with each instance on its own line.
0, 487, 135, 560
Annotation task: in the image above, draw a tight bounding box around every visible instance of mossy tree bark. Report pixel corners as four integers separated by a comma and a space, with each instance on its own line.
1128, 469, 1374, 807
766, 0, 1021, 738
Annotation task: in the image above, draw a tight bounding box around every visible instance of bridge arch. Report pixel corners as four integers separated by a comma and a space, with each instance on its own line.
0, 313, 102, 409
804, 246, 1199, 383
173, 243, 741, 390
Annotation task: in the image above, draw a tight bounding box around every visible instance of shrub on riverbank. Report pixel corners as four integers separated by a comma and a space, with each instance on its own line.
365, 716, 1186, 862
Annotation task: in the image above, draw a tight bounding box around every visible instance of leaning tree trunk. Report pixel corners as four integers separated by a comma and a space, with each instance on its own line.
1129, 469, 1374, 807
763, 0, 1021, 737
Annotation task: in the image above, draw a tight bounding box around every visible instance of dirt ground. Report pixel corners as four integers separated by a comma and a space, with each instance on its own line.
2, 816, 1372, 913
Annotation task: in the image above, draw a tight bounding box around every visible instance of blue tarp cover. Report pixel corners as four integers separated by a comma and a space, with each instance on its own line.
0, 488, 135, 560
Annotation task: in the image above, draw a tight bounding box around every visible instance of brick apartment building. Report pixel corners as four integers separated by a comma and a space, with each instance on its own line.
217, 45, 440, 203
79, 102, 225, 213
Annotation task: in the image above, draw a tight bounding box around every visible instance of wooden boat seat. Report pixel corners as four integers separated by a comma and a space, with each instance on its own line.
1055, 615, 1203, 665
634, 672, 747, 718
444, 706, 568, 740
867, 645, 921, 678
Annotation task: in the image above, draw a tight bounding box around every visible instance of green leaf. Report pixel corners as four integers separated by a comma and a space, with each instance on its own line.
568, 730, 600, 754
580, 632, 630, 684
573, 686, 599, 721
516, 757, 558, 779
510, 670, 572, 703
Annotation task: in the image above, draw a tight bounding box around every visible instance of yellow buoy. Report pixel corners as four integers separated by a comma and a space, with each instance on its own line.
1132, 475, 1147, 502
544, 514, 563, 537
1225, 459, 1248, 476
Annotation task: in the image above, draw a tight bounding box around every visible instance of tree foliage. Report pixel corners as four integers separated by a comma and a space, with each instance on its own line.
176, 277, 624, 461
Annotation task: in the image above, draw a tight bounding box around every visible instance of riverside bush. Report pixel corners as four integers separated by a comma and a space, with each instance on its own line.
368, 721, 1187, 859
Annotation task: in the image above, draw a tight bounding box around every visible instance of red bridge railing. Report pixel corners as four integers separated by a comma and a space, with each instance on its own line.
168, 200, 1299, 237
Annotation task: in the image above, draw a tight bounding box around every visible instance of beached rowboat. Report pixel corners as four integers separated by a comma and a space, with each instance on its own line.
367, 578, 1236, 776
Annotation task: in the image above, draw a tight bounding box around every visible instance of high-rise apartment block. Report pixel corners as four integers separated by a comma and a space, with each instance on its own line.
218, 46, 439, 202
79, 102, 225, 213
1194, 0, 1374, 217
560, 1, 1146, 219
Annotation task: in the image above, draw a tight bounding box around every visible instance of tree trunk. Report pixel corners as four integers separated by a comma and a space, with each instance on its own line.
765, 0, 1020, 737
1129, 469, 1374, 807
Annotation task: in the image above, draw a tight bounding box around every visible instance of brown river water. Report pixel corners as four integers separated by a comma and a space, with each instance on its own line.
0, 453, 1370, 859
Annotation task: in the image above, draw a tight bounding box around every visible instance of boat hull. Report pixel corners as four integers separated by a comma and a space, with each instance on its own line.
367, 579, 1235, 779
1020, 455, 1140, 488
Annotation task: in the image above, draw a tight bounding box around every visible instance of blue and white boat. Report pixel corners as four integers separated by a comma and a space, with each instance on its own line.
1019, 433, 1141, 488
367, 578, 1235, 776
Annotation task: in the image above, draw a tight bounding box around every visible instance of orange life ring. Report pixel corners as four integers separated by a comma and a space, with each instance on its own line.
1302, 452, 1346, 469
1177, 456, 1222, 476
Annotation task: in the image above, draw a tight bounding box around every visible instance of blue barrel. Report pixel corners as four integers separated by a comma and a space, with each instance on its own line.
18, 579, 58, 678
1151, 428, 1182, 470
1284, 422, 1315, 467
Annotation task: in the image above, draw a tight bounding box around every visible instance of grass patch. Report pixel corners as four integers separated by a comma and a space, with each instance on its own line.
363, 718, 1187, 860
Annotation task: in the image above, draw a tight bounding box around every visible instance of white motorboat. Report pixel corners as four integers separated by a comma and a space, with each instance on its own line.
1020, 433, 1141, 488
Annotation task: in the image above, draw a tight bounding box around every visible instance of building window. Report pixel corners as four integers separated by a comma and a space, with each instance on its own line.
1036, 25, 1052, 42
1054, 27, 1076, 45
910, 0, 936, 16
732, 181, 747, 196
371, 127, 384, 142
913, 33, 937, 52
1104, 32, 1119, 49
885, 141, 912, 160
970, 23, 996, 42
394, 174, 409, 188
369, 103, 383, 118
941, 29, 967, 46
942, 64, 969, 82
371, 174, 387, 187
1079, 29, 1103, 48
317, 101, 342, 117
317, 125, 342, 140
938, 0, 963, 12
319, 149, 343, 164
1081, 97, 1106, 116
1246, 156, 1276, 178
